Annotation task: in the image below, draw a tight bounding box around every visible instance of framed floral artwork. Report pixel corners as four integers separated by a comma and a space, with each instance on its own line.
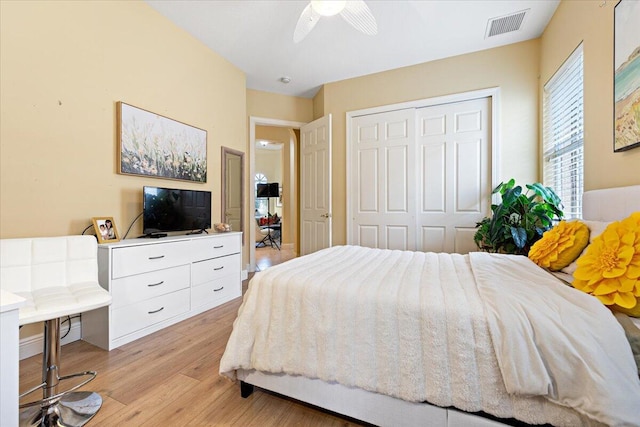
117, 102, 208, 181
614, 0, 640, 152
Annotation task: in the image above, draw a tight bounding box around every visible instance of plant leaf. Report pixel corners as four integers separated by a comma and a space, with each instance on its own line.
511, 226, 527, 249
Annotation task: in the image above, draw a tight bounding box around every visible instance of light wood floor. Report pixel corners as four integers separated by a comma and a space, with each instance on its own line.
19, 246, 364, 426
255, 244, 296, 271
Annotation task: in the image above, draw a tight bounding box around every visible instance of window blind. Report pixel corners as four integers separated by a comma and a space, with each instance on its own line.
543, 44, 584, 219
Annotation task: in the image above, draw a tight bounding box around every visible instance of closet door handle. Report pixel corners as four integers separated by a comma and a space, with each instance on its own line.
148, 307, 164, 314
148, 255, 165, 260
147, 281, 164, 287
214, 266, 224, 271
213, 286, 224, 292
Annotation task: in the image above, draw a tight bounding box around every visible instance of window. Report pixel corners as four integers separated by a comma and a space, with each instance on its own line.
254, 173, 268, 217
543, 43, 584, 219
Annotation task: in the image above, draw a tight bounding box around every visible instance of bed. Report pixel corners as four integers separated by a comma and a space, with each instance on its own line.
220, 185, 640, 427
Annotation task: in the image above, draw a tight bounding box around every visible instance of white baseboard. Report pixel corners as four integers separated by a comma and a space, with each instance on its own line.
241, 269, 249, 280
19, 318, 82, 361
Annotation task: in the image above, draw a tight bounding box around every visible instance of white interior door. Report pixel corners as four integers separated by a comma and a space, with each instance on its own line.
350, 109, 416, 250
416, 97, 491, 253
300, 115, 332, 256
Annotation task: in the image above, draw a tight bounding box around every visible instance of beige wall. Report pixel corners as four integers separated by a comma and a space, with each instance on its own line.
313, 86, 325, 120
322, 39, 541, 245
0, 0, 246, 240
246, 89, 313, 123
540, 0, 640, 191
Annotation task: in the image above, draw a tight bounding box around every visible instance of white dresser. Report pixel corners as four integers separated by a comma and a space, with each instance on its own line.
0, 290, 25, 426
83, 232, 242, 350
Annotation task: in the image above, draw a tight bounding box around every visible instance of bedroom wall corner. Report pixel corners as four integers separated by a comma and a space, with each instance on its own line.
540, 0, 640, 191
246, 90, 313, 124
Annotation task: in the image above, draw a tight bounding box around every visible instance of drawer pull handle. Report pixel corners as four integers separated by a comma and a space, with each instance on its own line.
148, 307, 164, 314
214, 286, 224, 292
147, 281, 164, 287
213, 245, 224, 249
214, 266, 224, 271
148, 255, 165, 260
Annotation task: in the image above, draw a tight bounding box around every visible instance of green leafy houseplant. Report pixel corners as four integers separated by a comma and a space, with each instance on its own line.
474, 179, 564, 255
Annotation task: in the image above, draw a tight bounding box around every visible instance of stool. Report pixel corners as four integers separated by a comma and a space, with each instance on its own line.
0, 236, 112, 427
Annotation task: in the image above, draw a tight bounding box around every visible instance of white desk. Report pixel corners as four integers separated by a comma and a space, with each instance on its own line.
1, 290, 25, 426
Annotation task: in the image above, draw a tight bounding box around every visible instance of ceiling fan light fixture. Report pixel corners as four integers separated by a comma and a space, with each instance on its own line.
294, 0, 376, 43
311, 0, 346, 17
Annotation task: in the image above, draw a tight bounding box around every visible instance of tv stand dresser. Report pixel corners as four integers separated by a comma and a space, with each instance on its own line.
83, 232, 242, 350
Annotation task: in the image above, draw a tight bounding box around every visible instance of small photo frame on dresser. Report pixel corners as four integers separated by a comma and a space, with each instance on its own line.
92, 217, 120, 244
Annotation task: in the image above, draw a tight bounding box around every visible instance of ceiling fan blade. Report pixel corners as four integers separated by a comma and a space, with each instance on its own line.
340, 0, 377, 36
294, 3, 321, 43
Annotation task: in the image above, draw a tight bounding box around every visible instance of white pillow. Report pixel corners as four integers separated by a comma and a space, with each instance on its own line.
551, 271, 574, 286
581, 220, 612, 243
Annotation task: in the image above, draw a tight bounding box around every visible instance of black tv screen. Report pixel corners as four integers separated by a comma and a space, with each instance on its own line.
256, 182, 279, 198
143, 186, 212, 234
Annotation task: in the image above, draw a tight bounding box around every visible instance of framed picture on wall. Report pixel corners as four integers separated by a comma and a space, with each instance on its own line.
117, 102, 208, 181
614, 0, 640, 152
92, 217, 120, 244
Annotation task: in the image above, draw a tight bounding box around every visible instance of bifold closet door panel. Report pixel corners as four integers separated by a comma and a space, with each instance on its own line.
350, 109, 416, 251
416, 97, 491, 254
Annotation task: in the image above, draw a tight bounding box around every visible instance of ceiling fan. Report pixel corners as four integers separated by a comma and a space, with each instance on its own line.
294, 0, 378, 43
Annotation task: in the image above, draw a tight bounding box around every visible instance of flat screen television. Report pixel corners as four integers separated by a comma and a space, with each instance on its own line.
256, 182, 279, 198
143, 186, 212, 235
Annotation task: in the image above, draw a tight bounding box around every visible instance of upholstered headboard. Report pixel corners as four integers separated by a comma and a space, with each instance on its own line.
582, 185, 640, 221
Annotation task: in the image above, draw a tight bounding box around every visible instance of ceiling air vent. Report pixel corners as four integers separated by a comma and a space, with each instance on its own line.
485, 9, 529, 38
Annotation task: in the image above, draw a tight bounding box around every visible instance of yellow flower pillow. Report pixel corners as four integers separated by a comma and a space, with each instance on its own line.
572, 212, 640, 317
528, 220, 590, 271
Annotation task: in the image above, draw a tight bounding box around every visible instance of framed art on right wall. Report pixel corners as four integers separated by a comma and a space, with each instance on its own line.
614, 0, 640, 152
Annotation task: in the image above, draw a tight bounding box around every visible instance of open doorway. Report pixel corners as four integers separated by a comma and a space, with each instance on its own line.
249, 117, 305, 272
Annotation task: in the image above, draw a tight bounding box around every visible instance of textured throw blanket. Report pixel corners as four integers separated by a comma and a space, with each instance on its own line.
220, 246, 640, 426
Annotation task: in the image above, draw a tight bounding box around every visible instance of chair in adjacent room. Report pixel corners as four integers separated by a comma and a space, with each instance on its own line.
0, 235, 112, 427
255, 219, 271, 248
255, 219, 281, 250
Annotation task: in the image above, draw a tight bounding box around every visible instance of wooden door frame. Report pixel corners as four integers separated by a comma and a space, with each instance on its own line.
345, 87, 501, 245
249, 116, 306, 272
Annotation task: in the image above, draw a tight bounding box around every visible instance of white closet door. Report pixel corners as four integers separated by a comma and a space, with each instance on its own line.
416, 97, 491, 254
350, 109, 416, 250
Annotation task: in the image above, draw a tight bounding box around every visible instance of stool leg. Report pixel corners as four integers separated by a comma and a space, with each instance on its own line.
20, 318, 103, 427
43, 318, 61, 400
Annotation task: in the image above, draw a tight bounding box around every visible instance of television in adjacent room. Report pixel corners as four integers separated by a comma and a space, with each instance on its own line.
256, 182, 279, 198
143, 186, 212, 236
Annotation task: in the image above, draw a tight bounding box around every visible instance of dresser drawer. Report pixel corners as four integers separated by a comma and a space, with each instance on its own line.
191, 235, 240, 261
191, 276, 240, 309
112, 288, 190, 339
111, 240, 191, 279
191, 253, 240, 287
110, 265, 190, 309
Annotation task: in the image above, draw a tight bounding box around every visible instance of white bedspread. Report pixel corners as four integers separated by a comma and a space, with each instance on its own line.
220, 246, 640, 426
471, 252, 640, 426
